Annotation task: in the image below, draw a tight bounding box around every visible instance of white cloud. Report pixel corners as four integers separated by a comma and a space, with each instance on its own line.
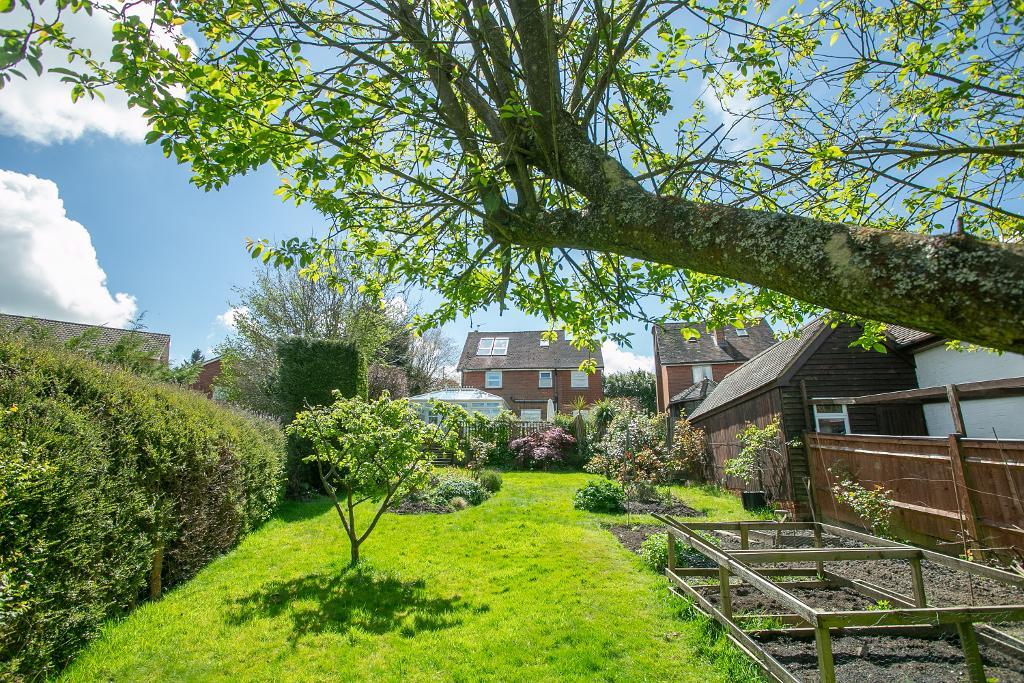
216, 306, 249, 329
1, 5, 192, 144
0, 169, 137, 326
602, 341, 654, 375
385, 295, 409, 321
703, 85, 762, 152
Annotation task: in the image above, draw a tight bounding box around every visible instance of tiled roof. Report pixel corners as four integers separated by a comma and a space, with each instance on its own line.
0, 313, 171, 362
689, 319, 827, 420
885, 324, 937, 348
456, 330, 604, 371
669, 378, 717, 405
655, 320, 776, 365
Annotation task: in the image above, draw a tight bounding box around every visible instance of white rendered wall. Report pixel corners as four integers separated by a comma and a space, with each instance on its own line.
914, 344, 1024, 439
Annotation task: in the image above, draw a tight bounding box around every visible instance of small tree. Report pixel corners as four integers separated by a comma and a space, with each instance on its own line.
288, 392, 439, 565
724, 418, 787, 493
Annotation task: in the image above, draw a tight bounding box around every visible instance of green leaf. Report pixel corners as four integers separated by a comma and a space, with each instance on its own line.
0, 0, 13, 14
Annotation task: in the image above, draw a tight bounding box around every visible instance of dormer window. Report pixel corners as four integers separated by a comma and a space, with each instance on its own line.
476, 336, 509, 356
735, 328, 749, 337
539, 339, 549, 347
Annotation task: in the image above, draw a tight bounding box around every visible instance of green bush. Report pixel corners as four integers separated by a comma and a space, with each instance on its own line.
478, 469, 503, 493
0, 335, 286, 680
638, 532, 718, 573
432, 474, 490, 506
275, 337, 367, 494
572, 480, 626, 513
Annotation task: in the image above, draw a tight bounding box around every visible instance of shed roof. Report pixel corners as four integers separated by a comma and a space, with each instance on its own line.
669, 377, 717, 405
456, 330, 603, 371
654, 320, 776, 365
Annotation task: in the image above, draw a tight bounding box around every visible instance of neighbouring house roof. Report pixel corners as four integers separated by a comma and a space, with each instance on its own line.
654, 320, 776, 366
669, 377, 717, 406
0, 312, 171, 364
689, 319, 828, 420
885, 324, 938, 348
456, 330, 604, 371
408, 388, 506, 403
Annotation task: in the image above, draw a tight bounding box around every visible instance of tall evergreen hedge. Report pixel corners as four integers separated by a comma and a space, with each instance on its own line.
276, 337, 367, 495
0, 335, 286, 679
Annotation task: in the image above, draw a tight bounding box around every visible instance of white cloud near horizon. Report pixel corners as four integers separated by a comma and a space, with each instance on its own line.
602, 341, 654, 374
0, 5, 192, 144
0, 169, 138, 326
216, 306, 249, 330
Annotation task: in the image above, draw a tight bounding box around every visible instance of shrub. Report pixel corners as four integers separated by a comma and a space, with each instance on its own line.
830, 466, 895, 538
0, 335, 285, 680
432, 473, 490, 506
638, 532, 718, 573
668, 419, 707, 482
509, 427, 577, 469
573, 480, 626, 513
449, 496, 469, 510
276, 337, 367, 494
478, 469, 503, 493
367, 364, 408, 399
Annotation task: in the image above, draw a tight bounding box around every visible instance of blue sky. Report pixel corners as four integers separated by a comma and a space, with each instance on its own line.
0, 5, 680, 373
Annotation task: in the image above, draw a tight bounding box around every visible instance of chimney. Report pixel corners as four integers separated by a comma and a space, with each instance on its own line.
713, 328, 727, 348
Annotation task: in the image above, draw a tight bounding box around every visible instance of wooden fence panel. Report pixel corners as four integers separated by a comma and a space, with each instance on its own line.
806, 433, 1024, 555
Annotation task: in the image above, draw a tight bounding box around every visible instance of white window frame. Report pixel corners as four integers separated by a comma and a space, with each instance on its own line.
692, 364, 713, 384
492, 337, 509, 355
539, 338, 549, 347
570, 370, 589, 388
477, 337, 494, 355
735, 328, 749, 337
813, 404, 851, 434
538, 370, 553, 388
520, 409, 542, 421
485, 370, 502, 388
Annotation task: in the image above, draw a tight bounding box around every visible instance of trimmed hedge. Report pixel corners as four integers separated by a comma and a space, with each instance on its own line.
276, 337, 367, 494
0, 335, 286, 680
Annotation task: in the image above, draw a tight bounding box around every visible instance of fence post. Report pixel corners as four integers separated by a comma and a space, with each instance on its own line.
947, 433, 985, 561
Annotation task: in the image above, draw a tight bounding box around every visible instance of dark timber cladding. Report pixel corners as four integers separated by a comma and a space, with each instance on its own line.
689, 322, 925, 513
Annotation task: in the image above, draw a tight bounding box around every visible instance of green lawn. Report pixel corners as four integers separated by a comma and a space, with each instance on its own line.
61, 473, 762, 682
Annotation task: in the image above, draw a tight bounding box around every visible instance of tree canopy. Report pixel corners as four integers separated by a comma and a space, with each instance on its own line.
5, 0, 1023, 351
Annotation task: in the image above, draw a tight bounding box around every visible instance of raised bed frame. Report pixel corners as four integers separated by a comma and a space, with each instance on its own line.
653, 515, 1024, 683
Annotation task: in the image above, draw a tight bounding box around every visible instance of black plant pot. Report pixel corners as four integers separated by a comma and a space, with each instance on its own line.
741, 491, 768, 511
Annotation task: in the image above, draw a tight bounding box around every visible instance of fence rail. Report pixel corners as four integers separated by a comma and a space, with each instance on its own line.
807, 432, 1024, 558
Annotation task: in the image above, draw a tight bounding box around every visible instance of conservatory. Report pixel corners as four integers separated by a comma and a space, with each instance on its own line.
408, 388, 508, 423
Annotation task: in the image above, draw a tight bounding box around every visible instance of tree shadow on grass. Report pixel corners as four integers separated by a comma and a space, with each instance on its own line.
227, 564, 485, 642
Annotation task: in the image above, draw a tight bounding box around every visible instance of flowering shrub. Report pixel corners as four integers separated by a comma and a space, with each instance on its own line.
668, 419, 707, 481
586, 399, 672, 497
508, 427, 577, 470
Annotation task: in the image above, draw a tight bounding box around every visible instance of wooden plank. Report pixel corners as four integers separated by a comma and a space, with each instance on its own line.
948, 433, 986, 561
909, 558, 927, 607
814, 623, 836, 683
734, 613, 810, 627
809, 376, 1024, 406
719, 566, 733, 619
667, 579, 802, 683
674, 520, 816, 531
729, 547, 923, 563
947, 384, 967, 435
671, 567, 820, 578
818, 605, 1024, 628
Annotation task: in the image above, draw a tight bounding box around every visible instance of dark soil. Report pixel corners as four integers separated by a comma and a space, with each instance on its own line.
624, 498, 704, 516
607, 523, 663, 553
391, 493, 452, 515
681, 527, 1024, 681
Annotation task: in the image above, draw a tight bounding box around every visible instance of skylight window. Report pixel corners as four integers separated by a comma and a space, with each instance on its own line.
539, 339, 549, 347
492, 338, 509, 355
735, 328, 749, 337
477, 337, 494, 355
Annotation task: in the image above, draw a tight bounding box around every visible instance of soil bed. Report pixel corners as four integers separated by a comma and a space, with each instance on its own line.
606, 523, 663, 553
624, 499, 703, 516
391, 493, 452, 515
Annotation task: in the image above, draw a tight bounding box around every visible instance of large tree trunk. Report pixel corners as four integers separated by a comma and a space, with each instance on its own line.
502, 118, 1024, 353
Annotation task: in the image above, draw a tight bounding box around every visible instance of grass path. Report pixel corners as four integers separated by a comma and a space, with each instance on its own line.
61, 473, 759, 682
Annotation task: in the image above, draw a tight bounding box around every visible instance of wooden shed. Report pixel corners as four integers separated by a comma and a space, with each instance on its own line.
687, 320, 925, 514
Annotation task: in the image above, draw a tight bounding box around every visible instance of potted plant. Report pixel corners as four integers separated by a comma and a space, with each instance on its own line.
724, 419, 786, 511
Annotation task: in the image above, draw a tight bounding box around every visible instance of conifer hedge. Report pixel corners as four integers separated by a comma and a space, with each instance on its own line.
0, 335, 286, 679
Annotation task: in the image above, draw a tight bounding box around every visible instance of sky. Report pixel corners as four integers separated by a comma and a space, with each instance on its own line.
0, 8, 657, 374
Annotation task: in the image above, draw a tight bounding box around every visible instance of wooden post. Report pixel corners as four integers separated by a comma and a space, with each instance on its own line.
909, 558, 927, 607
719, 566, 732, 619
814, 623, 836, 683
956, 622, 987, 683
946, 383, 967, 435
947, 433, 985, 561
667, 529, 676, 573
739, 524, 749, 550
813, 524, 825, 579
148, 544, 163, 600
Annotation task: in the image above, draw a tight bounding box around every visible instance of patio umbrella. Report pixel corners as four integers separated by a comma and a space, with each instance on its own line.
546, 398, 555, 421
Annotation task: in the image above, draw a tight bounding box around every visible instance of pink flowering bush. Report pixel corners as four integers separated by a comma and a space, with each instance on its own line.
508, 427, 577, 470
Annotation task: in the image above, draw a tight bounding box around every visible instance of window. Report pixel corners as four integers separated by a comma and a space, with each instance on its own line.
485, 370, 502, 388
492, 337, 509, 355
570, 370, 589, 388
477, 337, 494, 355
538, 370, 553, 388
692, 364, 713, 383
520, 409, 542, 421
814, 404, 851, 434
735, 328, 749, 337
539, 338, 549, 347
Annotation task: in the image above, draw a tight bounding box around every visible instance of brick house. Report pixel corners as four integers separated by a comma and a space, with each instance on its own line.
190, 357, 224, 399
653, 321, 775, 413
456, 330, 604, 420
